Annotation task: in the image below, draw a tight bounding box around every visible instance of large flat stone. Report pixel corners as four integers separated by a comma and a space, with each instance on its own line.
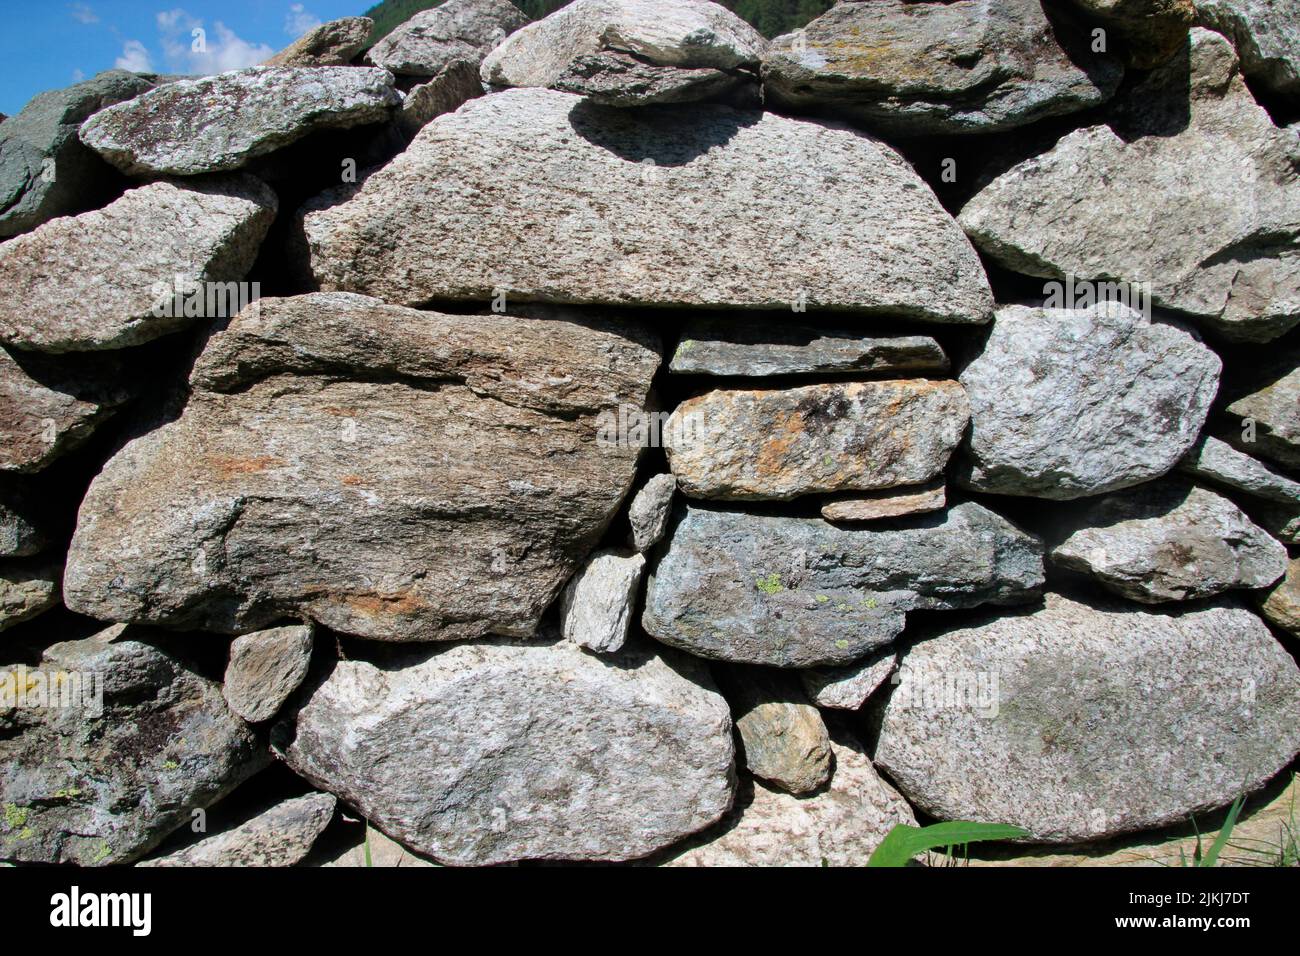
368, 0, 529, 76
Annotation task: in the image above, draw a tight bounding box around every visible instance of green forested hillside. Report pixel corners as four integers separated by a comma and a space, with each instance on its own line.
363, 0, 835, 42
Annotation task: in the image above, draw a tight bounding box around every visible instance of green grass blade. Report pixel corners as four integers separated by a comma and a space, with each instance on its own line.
1201, 796, 1245, 868
867, 821, 1029, 867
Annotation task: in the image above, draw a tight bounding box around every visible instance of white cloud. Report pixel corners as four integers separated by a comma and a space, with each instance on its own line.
72, 68, 86, 82
285, 3, 322, 38
156, 8, 275, 74
115, 39, 154, 72
69, 3, 99, 24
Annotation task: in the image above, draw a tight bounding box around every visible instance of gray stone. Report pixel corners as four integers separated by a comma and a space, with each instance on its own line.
265, 17, 374, 66
320, 823, 436, 867
801, 648, 898, 711
669, 318, 949, 377
665, 727, 915, 866
559, 549, 645, 653
223, 624, 315, 723
300, 88, 994, 323
1224, 348, 1300, 472
1260, 558, 1300, 635
960, 29, 1300, 343
665, 380, 969, 502
0, 71, 154, 239
276, 637, 735, 865
139, 793, 335, 866
1252, 500, 1300, 544
1196, 0, 1300, 97
762, 0, 1121, 136
0, 494, 43, 558
482, 0, 765, 90
63, 293, 659, 641
0, 177, 276, 352
368, 0, 529, 76
79, 67, 399, 176
627, 473, 675, 552
1071, 0, 1195, 67
0, 626, 268, 864
874, 593, 1300, 843
724, 668, 831, 795
396, 59, 483, 137
958, 303, 1220, 499
0, 560, 60, 632
821, 481, 947, 523
553, 49, 747, 106
1050, 481, 1287, 603
643, 501, 1044, 668
1179, 434, 1300, 505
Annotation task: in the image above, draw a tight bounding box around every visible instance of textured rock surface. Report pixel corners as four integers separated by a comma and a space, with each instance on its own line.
265, 16, 373, 66
669, 318, 949, 377
0, 177, 276, 352
627, 473, 675, 552
0, 71, 153, 238
1253, 500, 1300, 544
666, 381, 969, 501
725, 669, 831, 795
320, 824, 436, 867
960, 29, 1300, 343
301, 88, 994, 322
0, 560, 60, 631
0, 349, 131, 471
801, 648, 897, 711
80, 67, 399, 176
553, 49, 746, 106
559, 549, 645, 653
63, 293, 658, 641
223, 624, 315, 723
1224, 349, 1300, 472
1260, 558, 1300, 635
875, 593, 1300, 842
368, 0, 529, 76
643, 501, 1044, 667
0, 627, 267, 864
665, 727, 915, 866
0, 494, 43, 558
140, 793, 336, 866
1050, 482, 1287, 602
1073, 0, 1195, 67
958, 304, 1220, 499
482, 0, 765, 89
396, 59, 483, 136
821, 481, 946, 523
1196, 0, 1300, 96
276, 638, 735, 864
1179, 434, 1300, 504
762, 0, 1121, 135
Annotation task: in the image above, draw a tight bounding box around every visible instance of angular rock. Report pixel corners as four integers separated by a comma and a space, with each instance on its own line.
801, 648, 898, 711
0, 70, 154, 239
1252, 499, 1300, 544
1071, 0, 1195, 67
63, 293, 659, 641
0, 560, 60, 632
0, 349, 131, 471
0, 626, 267, 864
724, 668, 831, 795
276, 638, 735, 864
958, 303, 1220, 499
396, 59, 483, 137
1260, 558, 1300, 635
762, 0, 1121, 136
627, 473, 675, 552
1224, 349, 1300, 472
0, 177, 276, 352
139, 793, 336, 867
821, 481, 947, 523
666, 381, 969, 502
643, 501, 1044, 668
1050, 481, 1287, 603
368, 0, 529, 76
0, 493, 43, 558
1179, 434, 1300, 505
482, 0, 765, 90
300, 88, 994, 323
669, 318, 949, 377
1196, 0, 1300, 97
553, 49, 747, 106
665, 727, 915, 866
265, 16, 374, 67
559, 549, 645, 653
874, 593, 1300, 842
223, 624, 315, 723
321, 824, 437, 867
960, 29, 1300, 343
79, 67, 399, 176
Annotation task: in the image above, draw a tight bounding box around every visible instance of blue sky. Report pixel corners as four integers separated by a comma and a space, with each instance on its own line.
1, 0, 370, 116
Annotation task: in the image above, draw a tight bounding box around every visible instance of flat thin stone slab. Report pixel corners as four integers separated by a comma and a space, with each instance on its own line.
1178, 434, 1300, 505
139, 793, 336, 867
300, 88, 994, 323
265, 16, 373, 66
396, 59, 483, 137
223, 624, 315, 723
821, 481, 947, 523
801, 648, 898, 711
559, 549, 645, 654
368, 0, 529, 76
665, 381, 969, 502
553, 49, 747, 106
874, 593, 1300, 843
642, 501, 1044, 667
